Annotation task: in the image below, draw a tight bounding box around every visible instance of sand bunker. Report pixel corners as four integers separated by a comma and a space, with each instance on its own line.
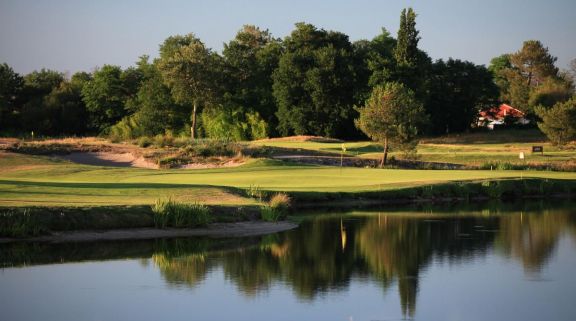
59, 152, 159, 169
59, 152, 244, 169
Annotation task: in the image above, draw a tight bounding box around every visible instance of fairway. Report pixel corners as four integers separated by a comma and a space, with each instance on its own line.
251, 138, 576, 166
1, 153, 574, 207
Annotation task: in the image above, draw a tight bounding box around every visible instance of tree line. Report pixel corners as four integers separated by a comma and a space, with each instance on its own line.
1, 8, 574, 144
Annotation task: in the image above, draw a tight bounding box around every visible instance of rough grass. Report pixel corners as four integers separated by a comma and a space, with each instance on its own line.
1, 152, 575, 207
249, 130, 576, 167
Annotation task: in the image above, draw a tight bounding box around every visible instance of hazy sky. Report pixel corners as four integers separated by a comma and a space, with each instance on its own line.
1, 0, 574, 75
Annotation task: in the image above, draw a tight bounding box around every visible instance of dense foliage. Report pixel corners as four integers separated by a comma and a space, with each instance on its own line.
1, 8, 573, 142
535, 98, 576, 145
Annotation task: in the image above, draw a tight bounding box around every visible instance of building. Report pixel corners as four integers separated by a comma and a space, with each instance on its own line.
478, 104, 530, 129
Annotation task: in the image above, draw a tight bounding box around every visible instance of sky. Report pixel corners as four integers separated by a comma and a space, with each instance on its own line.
1, 0, 575, 75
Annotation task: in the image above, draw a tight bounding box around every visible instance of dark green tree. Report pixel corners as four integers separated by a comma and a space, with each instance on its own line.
0, 63, 23, 131
488, 54, 512, 101
81, 65, 132, 131
352, 29, 397, 106
394, 8, 420, 67
535, 97, 576, 145
273, 23, 356, 138
392, 8, 431, 100
19, 69, 65, 134
427, 59, 499, 134
222, 25, 282, 134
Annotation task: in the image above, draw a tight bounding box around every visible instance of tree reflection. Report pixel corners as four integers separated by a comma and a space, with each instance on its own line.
495, 210, 574, 274
145, 209, 575, 318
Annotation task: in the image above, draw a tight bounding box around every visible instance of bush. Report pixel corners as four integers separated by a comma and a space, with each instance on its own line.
180, 139, 241, 157
137, 136, 152, 148
153, 133, 175, 148
152, 198, 212, 228
109, 116, 144, 142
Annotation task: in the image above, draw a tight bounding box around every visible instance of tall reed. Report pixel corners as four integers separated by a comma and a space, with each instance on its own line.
152, 198, 212, 228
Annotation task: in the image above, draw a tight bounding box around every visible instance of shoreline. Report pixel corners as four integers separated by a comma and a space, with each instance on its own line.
0, 221, 298, 244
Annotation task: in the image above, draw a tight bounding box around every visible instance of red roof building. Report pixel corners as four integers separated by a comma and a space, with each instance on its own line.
478, 104, 530, 129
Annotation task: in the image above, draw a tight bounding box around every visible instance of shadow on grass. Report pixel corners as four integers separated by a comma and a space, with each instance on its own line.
0, 180, 251, 202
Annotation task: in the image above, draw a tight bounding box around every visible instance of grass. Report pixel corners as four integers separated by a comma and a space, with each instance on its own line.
260, 193, 291, 222
0, 209, 48, 237
1, 152, 575, 208
152, 198, 212, 228
249, 129, 576, 167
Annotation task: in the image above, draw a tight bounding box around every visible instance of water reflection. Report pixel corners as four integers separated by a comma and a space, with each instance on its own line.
2, 204, 575, 319
149, 207, 576, 318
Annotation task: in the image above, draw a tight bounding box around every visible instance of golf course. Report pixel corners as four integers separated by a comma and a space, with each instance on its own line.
1, 132, 575, 208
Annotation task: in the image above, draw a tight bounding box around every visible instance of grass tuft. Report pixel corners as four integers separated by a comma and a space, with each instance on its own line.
260, 193, 291, 222
152, 198, 212, 228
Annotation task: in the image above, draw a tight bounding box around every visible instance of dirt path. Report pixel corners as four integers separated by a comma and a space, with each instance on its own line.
0, 221, 298, 243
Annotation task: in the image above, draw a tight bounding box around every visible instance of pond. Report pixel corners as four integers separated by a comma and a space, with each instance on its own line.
1, 201, 576, 321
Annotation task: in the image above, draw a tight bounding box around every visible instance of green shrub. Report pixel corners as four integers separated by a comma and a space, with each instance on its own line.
137, 136, 153, 148
246, 111, 269, 140
180, 139, 241, 157
153, 133, 175, 148
109, 116, 144, 141
152, 198, 212, 228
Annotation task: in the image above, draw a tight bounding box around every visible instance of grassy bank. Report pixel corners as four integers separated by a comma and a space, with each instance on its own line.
0, 204, 261, 237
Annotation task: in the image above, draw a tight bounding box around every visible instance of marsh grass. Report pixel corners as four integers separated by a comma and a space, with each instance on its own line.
152, 198, 212, 228
0, 209, 48, 237
261, 193, 291, 222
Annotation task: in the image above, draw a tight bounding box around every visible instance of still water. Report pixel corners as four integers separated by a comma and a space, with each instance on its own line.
1, 202, 576, 321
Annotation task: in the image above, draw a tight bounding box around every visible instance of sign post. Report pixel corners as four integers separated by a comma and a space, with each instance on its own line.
532, 146, 543, 155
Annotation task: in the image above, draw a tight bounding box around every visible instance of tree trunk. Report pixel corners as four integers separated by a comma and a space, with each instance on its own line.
380, 138, 388, 168
191, 100, 197, 140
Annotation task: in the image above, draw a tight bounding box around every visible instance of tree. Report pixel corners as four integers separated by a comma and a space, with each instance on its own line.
509, 40, 558, 87
529, 77, 573, 108
394, 8, 420, 67
222, 25, 282, 134
427, 59, 499, 134
352, 29, 397, 105
131, 60, 187, 137
355, 82, 428, 166
158, 34, 220, 139
0, 63, 23, 131
535, 98, 576, 146
493, 40, 564, 114
18, 69, 65, 134
273, 23, 356, 138
81, 65, 132, 131
392, 8, 431, 100
488, 54, 512, 101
